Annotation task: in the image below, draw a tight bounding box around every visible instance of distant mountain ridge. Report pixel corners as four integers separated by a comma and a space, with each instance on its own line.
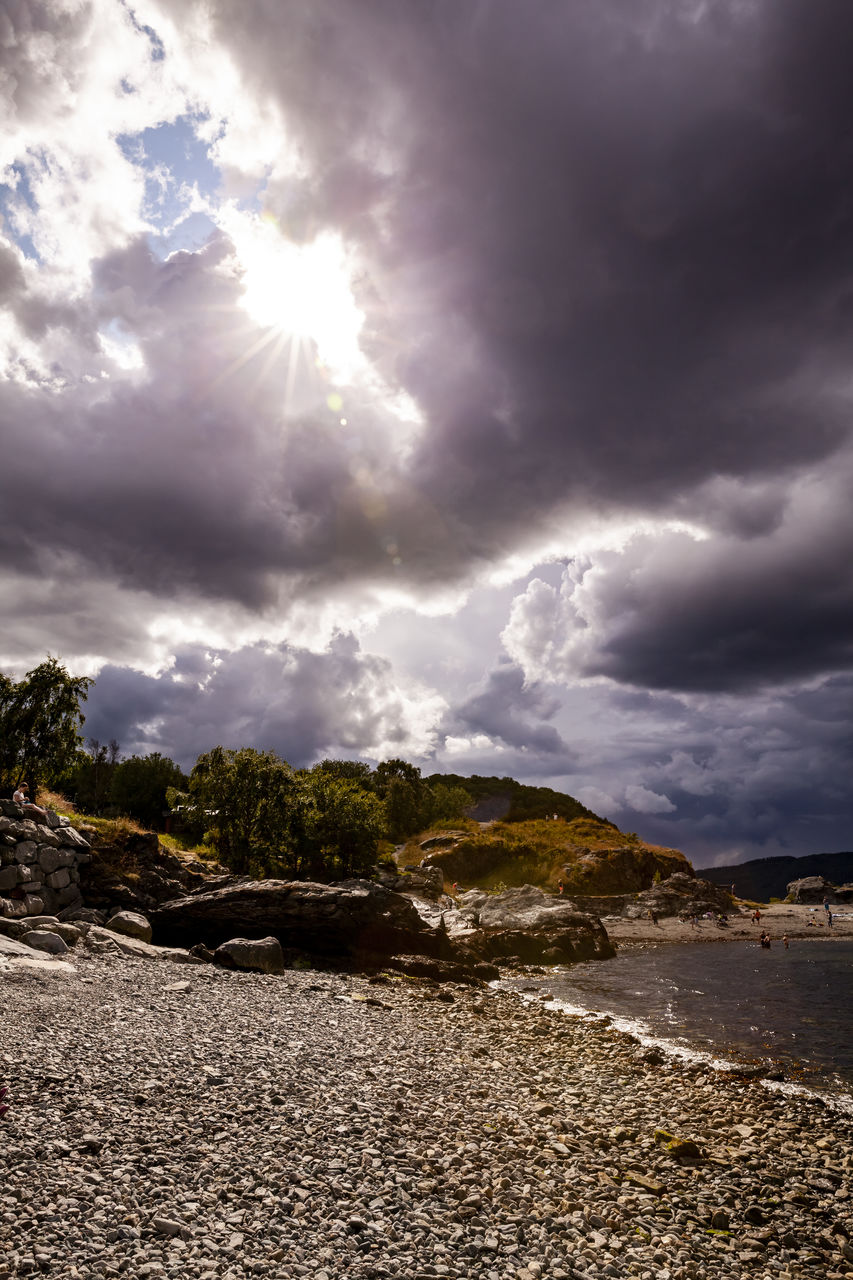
700, 851, 853, 901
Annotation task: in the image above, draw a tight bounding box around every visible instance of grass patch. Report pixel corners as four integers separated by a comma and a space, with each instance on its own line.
399, 815, 690, 892
33, 789, 208, 860
158, 830, 211, 859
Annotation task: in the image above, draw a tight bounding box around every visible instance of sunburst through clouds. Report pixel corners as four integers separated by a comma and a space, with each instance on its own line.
223, 209, 366, 412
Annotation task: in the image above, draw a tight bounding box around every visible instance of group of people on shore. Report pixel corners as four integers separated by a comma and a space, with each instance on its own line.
682, 910, 728, 928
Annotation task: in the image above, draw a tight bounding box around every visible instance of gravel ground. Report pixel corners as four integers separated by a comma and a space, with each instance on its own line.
1, 947, 851, 1280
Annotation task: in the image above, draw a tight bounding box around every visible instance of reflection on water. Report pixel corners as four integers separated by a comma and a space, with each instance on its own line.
502, 939, 853, 1101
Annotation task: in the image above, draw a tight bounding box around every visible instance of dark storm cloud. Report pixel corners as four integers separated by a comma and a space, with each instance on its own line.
61, 0, 842, 698
620, 675, 853, 866
5, 0, 853, 653
504, 468, 853, 692
189, 0, 853, 514
532, 676, 853, 864
83, 635, 438, 767
446, 660, 575, 761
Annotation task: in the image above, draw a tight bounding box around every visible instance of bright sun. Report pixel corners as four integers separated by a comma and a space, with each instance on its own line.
233, 216, 366, 381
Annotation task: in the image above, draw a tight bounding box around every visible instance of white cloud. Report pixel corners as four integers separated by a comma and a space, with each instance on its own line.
444, 733, 499, 756
624, 784, 676, 815
576, 786, 618, 816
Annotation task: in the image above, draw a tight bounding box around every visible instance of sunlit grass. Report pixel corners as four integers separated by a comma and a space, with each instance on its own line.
33, 789, 209, 859
396, 815, 685, 892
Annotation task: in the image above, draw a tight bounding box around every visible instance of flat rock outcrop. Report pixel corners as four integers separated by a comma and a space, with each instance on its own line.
456, 884, 615, 964
150, 877, 454, 962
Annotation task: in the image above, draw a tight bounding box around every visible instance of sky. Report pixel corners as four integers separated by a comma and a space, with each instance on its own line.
2, 0, 852, 868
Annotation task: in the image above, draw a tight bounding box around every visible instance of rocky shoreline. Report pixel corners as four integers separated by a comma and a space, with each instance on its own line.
3, 944, 852, 1280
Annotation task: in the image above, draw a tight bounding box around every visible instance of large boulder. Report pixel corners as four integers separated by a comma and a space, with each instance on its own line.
150, 878, 454, 962
20, 929, 68, 956
456, 884, 614, 964
623, 872, 735, 920
214, 936, 285, 975
786, 875, 831, 904
106, 910, 153, 942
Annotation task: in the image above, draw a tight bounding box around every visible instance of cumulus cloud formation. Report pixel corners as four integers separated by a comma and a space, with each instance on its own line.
83, 635, 446, 767
503, 458, 853, 694
2, 0, 853, 861
446, 662, 575, 763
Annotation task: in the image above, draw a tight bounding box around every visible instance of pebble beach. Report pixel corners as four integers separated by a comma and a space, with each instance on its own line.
2, 943, 852, 1280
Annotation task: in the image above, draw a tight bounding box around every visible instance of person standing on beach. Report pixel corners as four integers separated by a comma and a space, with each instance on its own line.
783, 935, 789, 949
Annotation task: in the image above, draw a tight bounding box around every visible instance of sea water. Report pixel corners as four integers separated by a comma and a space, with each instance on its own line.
500, 938, 853, 1108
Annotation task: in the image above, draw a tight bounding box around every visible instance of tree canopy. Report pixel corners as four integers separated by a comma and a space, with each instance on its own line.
0, 657, 92, 795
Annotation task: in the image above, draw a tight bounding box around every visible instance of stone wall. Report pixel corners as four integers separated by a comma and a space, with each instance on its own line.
0, 799, 91, 919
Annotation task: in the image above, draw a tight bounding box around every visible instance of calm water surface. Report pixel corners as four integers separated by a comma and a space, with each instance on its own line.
501, 939, 853, 1105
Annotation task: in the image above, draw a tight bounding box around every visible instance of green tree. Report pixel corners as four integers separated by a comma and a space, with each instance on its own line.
298, 769, 385, 879
0, 657, 93, 795
312, 758, 374, 788
59, 737, 121, 815
188, 747, 296, 875
425, 781, 472, 825
110, 752, 188, 827
373, 758, 429, 841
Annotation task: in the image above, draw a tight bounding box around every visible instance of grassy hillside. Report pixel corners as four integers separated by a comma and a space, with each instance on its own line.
399, 815, 690, 893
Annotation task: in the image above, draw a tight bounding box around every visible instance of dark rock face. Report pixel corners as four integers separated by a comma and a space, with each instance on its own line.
456, 885, 614, 964
79, 834, 220, 913
784, 874, 853, 904
374, 864, 445, 901
786, 875, 829, 904
624, 872, 734, 919
150, 878, 453, 961
563, 846, 692, 896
